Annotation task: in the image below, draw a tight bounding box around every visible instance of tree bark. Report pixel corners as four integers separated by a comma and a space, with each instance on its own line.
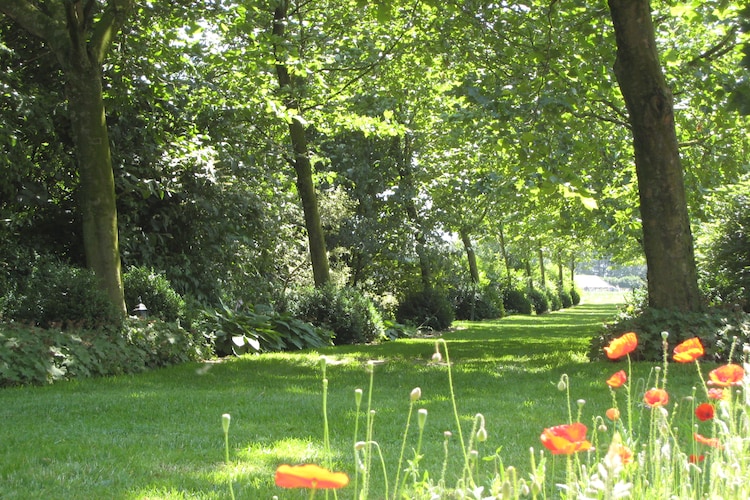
272, 0, 330, 287
538, 247, 545, 288
607, 0, 702, 312
395, 135, 432, 290
0, 0, 129, 316
459, 228, 480, 284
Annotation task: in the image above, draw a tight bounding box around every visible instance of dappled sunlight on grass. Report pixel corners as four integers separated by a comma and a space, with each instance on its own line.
0, 302, 632, 499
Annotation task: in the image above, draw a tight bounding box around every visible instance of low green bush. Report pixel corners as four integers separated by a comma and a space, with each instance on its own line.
588, 306, 750, 362
559, 288, 573, 308
544, 286, 561, 311
449, 284, 504, 321
292, 285, 385, 345
123, 266, 185, 322
396, 288, 454, 331
502, 287, 532, 315
570, 287, 581, 305
4, 256, 121, 327
527, 288, 549, 315
0, 319, 207, 387
200, 302, 333, 356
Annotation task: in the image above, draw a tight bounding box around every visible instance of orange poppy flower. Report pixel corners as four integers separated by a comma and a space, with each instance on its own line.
708, 364, 745, 387
606, 408, 620, 421
695, 403, 715, 421
689, 454, 705, 463
605, 440, 633, 465
604, 332, 638, 359
694, 433, 723, 449
540, 423, 592, 455
643, 388, 669, 407
275, 464, 349, 489
606, 370, 627, 388
673, 337, 704, 363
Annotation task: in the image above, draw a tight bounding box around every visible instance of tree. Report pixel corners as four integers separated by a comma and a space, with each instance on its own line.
271, 0, 330, 287
607, 0, 702, 312
0, 0, 130, 315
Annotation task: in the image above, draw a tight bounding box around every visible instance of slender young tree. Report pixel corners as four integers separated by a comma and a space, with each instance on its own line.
607, 0, 702, 311
0, 0, 130, 315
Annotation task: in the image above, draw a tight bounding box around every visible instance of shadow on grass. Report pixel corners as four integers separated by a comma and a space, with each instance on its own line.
0, 302, 623, 499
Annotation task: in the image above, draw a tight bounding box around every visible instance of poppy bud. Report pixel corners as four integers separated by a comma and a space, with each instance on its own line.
354, 388, 363, 406
476, 426, 488, 442
418, 408, 428, 429
410, 387, 421, 402
221, 413, 231, 434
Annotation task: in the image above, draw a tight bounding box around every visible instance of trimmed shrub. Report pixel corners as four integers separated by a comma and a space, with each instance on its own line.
528, 288, 549, 315
449, 284, 504, 321
570, 287, 581, 306
4, 256, 121, 327
396, 288, 454, 331
293, 285, 385, 345
123, 267, 185, 322
503, 288, 532, 315
545, 287, 561, 311
559, 288, 573, 308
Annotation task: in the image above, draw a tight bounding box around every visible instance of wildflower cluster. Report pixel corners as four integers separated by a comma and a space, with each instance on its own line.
219, 330, 749, 499
540, 331, 749, 499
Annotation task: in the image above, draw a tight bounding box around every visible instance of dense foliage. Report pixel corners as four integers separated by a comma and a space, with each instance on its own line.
123, 266, 186, 322
2, 255, 121, 328
589, 300, 750, 363
291, 285, 386, 345
0, 319, 207, 387
199, 301, 333, 356
700, 193, 750, 312
396, 288, 455, 331
449, 283, 504, 321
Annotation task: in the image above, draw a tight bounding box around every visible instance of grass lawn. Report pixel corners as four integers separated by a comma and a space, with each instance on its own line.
0, 295, 705, 499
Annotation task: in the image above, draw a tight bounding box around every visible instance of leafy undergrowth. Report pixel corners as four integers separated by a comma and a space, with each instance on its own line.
0, 298, 703, 499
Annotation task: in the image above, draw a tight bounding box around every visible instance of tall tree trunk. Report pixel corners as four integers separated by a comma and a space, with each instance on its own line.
272, 1, 330, 287
498, 222, 512, 287
459, 228, 480, 284
608, 0, 702, 312
395, 135, 431, 290
569, 256, 575, 284
67, 71, 126, 314
538, 247, 545, 288
0, 0, 131, 317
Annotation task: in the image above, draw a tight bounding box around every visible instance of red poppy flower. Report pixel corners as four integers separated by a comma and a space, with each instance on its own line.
606, 370, 627, 388
689, 454, 705, 463
606, 408, 620, 421
707, 388, 726, 400
673, 337, 704, 363
695, 403, 715, 421
275, 464, 349, 489
643, 388, 669, 407
540, 423, 592, 455
694, 433, 723, 449
708, 364, 745, 387
604, 332, 638, 360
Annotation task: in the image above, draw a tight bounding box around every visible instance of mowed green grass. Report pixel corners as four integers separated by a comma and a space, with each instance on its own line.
0, 296, 703, 499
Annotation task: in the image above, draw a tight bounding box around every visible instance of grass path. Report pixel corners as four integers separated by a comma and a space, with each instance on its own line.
2, 298, 698, 499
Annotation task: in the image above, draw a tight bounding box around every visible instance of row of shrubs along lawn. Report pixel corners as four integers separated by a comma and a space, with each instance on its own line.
0, 253, 580, 386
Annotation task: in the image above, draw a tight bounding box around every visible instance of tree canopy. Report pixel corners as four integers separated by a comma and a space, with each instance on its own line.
2, 0, 749, 314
